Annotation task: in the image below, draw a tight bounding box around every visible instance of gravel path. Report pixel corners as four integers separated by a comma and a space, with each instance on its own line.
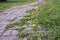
0, 0, 45, 40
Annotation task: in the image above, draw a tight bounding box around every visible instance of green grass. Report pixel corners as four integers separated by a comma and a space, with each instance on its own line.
5, 0, 60, 40
37, 0, 60, 40
0, 0, 34, 11
17, 0, 60, 40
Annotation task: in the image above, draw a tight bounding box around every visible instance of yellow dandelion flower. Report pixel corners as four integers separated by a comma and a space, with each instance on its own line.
32, 12, 35, 14
32, 24, 36, 27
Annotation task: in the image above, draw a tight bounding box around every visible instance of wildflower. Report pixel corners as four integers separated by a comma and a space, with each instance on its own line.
32, 24, 36, 27
32, 12, 35, 14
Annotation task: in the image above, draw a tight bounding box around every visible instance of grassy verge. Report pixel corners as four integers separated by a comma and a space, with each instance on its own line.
37, 0, 60, 40
0, 0, 34, 11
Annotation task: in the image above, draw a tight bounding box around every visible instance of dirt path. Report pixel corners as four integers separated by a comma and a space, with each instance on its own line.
0, 0, 45, 40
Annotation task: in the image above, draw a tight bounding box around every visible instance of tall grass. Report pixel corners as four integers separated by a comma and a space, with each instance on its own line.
37, 0, 60, 40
